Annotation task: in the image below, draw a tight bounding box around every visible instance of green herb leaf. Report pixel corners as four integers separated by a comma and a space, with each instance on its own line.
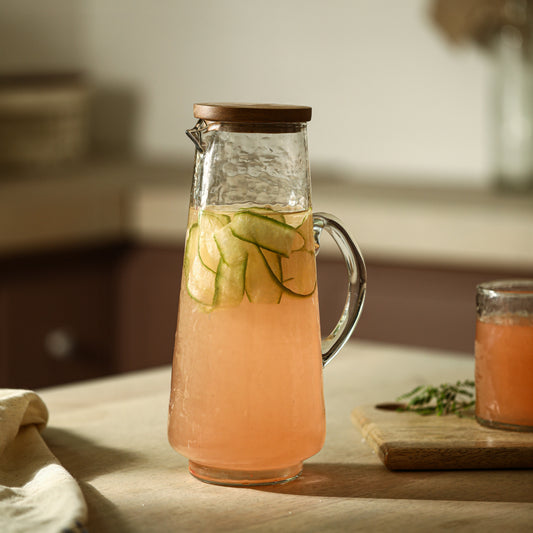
396, 380, 475, 417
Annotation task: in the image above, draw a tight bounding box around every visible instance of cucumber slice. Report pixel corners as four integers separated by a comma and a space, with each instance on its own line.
245, 246, 283, 304
262, 249, 282, 280
290, 212, 310, 229
198, 212, 230, 272
291, 231, 305, 252
214, 258, 247, 307
281, 250, 317, 296
183, 223, 199, 276
185, 209, 315, 308
242, 207, 286, 223
230, 211, 297, 257
187, 255, 216, 306
214, 224, 248, 265
290, 213, 316, 252
250, 248, 315, 298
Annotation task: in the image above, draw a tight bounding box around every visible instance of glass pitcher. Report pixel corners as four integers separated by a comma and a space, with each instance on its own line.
168, 103, 366, 486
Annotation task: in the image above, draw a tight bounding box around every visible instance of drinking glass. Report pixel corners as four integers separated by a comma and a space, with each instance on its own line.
475, 279, 533, 431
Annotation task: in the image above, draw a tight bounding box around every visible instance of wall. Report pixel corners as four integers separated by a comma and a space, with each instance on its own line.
0, 0, 83, 73
0, 0, 492, 187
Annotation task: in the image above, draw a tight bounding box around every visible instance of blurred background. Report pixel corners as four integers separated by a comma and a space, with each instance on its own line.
0, 0, 493, 182
0, 0, 532, 389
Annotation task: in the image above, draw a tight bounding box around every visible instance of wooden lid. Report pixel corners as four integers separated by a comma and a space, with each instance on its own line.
193, 103, 312, 123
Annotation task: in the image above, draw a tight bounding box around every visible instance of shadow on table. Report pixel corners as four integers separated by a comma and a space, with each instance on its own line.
77, 481, 133, 532
43, 427, 142, 481
43, 427, 142, 532
257, 462, 533, 504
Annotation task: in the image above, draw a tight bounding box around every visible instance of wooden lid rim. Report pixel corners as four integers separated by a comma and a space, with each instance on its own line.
193, 103, 312, 123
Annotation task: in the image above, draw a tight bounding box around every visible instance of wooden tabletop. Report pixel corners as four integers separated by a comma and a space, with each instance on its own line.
39, 341, 533, 532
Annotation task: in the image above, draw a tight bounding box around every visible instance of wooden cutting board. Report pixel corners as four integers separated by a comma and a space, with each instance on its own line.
351, 404, 533, 470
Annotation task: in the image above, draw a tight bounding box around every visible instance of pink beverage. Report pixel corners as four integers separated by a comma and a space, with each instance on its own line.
475, 314, 533, 428
168, 206, 325, 484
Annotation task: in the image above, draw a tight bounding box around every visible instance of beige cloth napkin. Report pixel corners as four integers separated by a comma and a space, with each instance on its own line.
0, 389, 87, 533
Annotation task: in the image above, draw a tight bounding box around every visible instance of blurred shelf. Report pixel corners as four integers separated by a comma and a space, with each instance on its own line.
0, 160, 531, 271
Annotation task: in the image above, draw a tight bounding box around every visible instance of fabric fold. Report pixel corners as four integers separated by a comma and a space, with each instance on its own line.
0, 389, 88, 533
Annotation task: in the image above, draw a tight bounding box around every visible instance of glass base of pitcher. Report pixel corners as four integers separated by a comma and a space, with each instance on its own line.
476, 415, 533, 432
188, 461, 303, 486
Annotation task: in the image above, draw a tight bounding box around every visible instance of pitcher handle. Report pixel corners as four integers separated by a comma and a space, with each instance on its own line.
313, 213, 367, 367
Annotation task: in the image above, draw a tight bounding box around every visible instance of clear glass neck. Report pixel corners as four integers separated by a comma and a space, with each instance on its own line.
190, 121, 311, 211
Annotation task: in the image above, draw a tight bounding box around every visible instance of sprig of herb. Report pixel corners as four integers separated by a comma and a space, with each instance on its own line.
396, 380, 475, 417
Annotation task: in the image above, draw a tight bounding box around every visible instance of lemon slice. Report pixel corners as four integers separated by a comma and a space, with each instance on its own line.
198, 212, 230, 272
229, 211, 297, 257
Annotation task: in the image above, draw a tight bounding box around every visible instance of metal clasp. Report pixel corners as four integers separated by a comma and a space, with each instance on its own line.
186, 119, 207, 153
